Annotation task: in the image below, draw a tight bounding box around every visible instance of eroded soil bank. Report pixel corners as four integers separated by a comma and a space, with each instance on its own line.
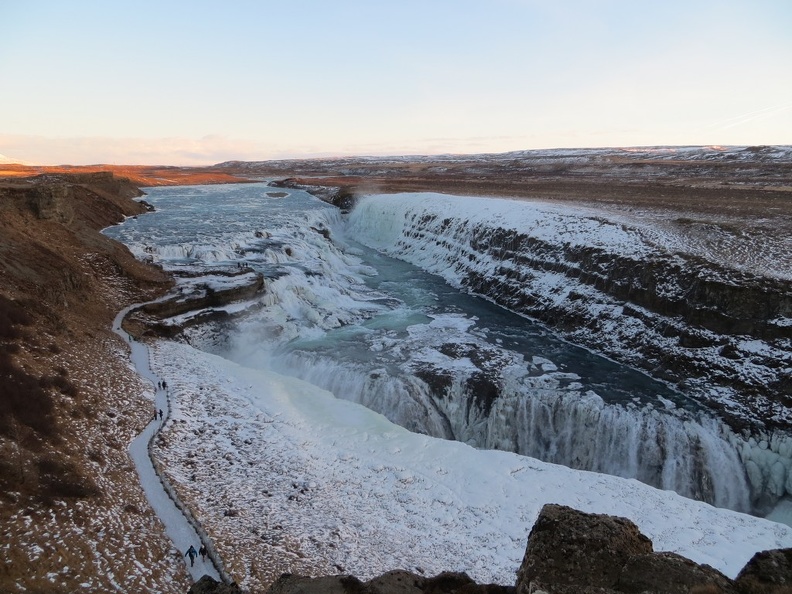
0, 173, 186, 592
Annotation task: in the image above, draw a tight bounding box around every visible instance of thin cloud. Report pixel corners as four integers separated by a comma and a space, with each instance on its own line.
0, 134, 267, 166
713, 101, 792, 131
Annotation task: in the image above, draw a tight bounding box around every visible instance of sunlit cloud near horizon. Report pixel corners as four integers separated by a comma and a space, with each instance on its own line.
1, 0, 790, 165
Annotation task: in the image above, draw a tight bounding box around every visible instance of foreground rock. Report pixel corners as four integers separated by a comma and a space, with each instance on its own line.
252, 504, 792, 594
515, 505, 733, 594
189, 575, 245, 594
194, 571, 512, 594
734, 548, 792, 593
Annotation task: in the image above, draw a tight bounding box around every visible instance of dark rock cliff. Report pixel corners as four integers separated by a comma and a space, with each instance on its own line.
455, 222, 791, 433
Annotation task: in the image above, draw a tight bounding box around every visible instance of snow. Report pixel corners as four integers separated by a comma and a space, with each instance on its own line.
148, 338, 792, 591
347, 191, 792, 282
349, 193, 656, 262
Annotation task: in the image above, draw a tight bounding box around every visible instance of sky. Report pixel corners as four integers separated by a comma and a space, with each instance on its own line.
1, 0, 791, 165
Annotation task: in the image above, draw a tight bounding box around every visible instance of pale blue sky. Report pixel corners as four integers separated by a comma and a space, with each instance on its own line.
1, 0, 790, 164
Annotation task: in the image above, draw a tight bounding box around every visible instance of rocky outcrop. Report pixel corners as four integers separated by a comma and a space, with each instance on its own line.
734, 548, 792, 593
127, 270, 265, 338
515, 503, 654, 593
269, 178, 358, 211
189, 575, 244, 594
245, 504, 791, 594
515, 504, 735, 594
0, 171, 145, 223
264, 570, 513, 594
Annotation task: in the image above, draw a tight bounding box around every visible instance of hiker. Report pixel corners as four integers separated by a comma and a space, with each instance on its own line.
199, 544, 207, 562
162, 380, 168, 389
158, 409, 163, 420
185, 545, 198, 567
153, 411, 157, 422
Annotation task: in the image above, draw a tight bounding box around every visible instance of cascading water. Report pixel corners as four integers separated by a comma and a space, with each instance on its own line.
104, 183, 786, 517
270, 343, 752, 512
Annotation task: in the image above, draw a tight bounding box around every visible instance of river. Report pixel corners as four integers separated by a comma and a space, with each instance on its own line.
104, 182, 758, 514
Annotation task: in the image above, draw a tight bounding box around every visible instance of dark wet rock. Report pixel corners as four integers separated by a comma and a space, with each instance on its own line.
734, 548, 792, 593
266, 570, 513, 594
189, 575, 243, 594
269, 178, 359, 210
131, 271, 265, 333
616, 552, 735, 594
515, 504, 653, 593
415, 342, 515, 416
311, 225, 332, 239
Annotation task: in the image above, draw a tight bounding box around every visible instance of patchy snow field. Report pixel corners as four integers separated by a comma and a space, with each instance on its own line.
150, 339, 792, 593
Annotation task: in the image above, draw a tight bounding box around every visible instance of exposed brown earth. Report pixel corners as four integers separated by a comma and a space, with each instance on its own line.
237, 150, 792, 255
0, 172, 187, 592
0, 163, 253, 187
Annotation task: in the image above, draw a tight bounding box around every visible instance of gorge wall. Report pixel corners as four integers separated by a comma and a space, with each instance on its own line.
344, 192, 792, 514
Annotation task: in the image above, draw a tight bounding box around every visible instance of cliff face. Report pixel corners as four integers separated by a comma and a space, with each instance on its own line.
0, 174, 185, 592
455, 221, 792, 430
0, 173, 159, 310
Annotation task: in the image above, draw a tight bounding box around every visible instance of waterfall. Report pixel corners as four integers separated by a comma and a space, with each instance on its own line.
272, 348, 753, 512
271, 351, 456, 439
484, 387, 752, 511
108, 184, 788, 517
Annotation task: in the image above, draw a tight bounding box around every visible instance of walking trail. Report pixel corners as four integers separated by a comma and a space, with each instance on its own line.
114, 305, 223, 584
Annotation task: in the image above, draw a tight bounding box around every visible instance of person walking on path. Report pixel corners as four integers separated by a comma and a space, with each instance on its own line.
185, 545, 198, 567
199, 545, 208, 562
158, 409, 164, 421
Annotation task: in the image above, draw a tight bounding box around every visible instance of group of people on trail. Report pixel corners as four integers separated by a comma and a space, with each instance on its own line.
184, 544, 208, 567
153, 379, 167, 422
